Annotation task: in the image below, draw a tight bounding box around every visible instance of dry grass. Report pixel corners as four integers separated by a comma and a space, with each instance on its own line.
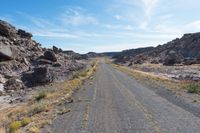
113, 64, 190, 91
0, 59, 99, 133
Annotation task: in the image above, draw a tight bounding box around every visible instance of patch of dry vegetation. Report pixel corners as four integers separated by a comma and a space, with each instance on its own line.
112, 64, 190, 91
0, 59, 99, 133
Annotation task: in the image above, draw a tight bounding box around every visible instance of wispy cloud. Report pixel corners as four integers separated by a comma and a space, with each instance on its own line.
114, 14, 122, 20
59, 7, 98, 26
102, 24, 134, 31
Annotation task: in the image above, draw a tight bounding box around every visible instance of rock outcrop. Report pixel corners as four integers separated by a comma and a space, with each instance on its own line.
114, 32, 200, 66
0, 20, 85, 93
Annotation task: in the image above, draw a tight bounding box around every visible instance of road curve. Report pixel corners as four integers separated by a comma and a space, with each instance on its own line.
43, 59, 200, 133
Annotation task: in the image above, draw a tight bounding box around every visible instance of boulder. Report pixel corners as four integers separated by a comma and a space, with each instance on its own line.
31, 67, 55, 85
0, 44, 14, 61
163, 50, 181, 66
44, 50, 57, 62
4, 78, 25, 91
22, 67, 55, 87
37, 58, 53, 65
53, 46, 59, 54
17, 29, 32, 39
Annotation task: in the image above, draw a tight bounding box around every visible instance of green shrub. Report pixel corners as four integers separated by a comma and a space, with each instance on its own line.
35, 90, 47, 101
187, 84, 200, 94
9, 117, 32, 133
9, 121, 22, 133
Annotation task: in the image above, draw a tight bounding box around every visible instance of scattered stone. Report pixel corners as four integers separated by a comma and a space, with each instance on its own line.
43, 50, 57, 62
4, 78, 25, 91
53, 63, 62, 67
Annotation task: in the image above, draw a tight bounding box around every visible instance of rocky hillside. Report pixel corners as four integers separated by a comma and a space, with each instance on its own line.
113, 47, 154, 64
114, 32, 200, 66
63, 50, 86, 60
83, 52, 103, 58
0, 20, 84, 95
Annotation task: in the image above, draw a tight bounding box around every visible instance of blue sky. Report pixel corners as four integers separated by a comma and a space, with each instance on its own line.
1, 0, 200, 53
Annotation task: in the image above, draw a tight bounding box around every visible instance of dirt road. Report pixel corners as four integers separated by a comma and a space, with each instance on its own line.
43, 59, 200, 133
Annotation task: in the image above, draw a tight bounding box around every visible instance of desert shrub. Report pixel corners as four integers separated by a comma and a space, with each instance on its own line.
35, 90, 47, 101
187, 84, 200, 94
9, 121, 22, 133
29, 102, 47, 116
73, 71, 88, 79
21, 118, 31, 127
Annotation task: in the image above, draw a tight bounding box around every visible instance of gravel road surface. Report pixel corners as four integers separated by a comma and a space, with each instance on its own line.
42, 59, 200, 133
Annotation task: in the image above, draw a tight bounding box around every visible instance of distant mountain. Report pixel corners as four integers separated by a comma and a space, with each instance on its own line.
63, 50, 85, 60
83, 52, 103, 58
101, 52, 120, 57
113, 32, 200, 65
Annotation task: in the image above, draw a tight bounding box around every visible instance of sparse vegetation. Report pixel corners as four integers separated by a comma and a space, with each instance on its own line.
9, 121, 22, 133
57, 108, 71, 115
113, 64, 185, 91
73, 71, 88, 79
0, 59, 99, 132
35, 90, 47, 101
187, 84, 200, 94
9, 118, 31, 133
21, 118, 31, 127
29, 102, 48, 116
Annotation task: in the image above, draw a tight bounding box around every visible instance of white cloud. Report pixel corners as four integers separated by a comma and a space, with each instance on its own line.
141, 0, 159, 17
185, 20, 200, 32
102, 24, 134, 30
60, 7, 98, 26
114, 15, 122, 20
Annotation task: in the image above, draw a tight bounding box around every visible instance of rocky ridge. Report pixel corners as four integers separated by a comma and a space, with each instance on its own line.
114, 32, 200, 66
0, 20, 84, 95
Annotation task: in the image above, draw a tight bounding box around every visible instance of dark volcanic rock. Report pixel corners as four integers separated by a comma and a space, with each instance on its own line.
0, 20, 17, 38
163, 50, 182, 66
0, 20, 86, 93
53, 46, 59, 54
53, 63, 62, 67
17, 29, 32, 39
36, 58, 53, 65
113, 47, 154, 64
114, 32, 200, 65
22, 67, 55, 87
44, 50, 57, 62
33, 67, 55, 83
63, 50, 85, 60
